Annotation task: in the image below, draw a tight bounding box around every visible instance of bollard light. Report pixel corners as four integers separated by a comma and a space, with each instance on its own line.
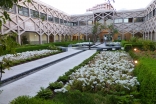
134, 48, 137, 52
134, 60, 138, 64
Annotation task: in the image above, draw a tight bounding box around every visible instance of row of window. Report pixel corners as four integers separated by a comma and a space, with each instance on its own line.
114, 17, 144, 23
4, 5, 93, 26
5, 5, 148, 25
144, 8, 156, 21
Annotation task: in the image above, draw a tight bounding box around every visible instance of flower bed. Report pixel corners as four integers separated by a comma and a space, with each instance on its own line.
55, 51, 139, 94
0, 49, 60, 66
106, 42, 121, 46
11, 51, 141, 103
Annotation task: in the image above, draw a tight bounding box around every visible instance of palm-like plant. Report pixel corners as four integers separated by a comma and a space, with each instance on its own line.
92, 22, 106, 43
107, 24, 118, 41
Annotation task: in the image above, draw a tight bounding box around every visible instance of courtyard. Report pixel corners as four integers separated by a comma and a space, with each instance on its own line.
0, 0, 156, 104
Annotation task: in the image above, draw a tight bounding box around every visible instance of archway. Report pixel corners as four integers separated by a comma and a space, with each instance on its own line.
149, 32, 151, 40
49, 34, 54, 43
87, 34, 93, 41
80, 34, 85, 41
72, 34, 79, 40
113, 33, 122, 41
21, 32, 39, 45
134, 32, 143, 38
84, 35, 87, 41
152, 31, 155, 41
98, 29, 109, 42
42, 34, 48, 44
65, 35, 68, 41
61, 34, 65, 41
124, 32, 132, 40
55, 34, 59, 42
68, 35, 72, 41
145, 32, 148, 40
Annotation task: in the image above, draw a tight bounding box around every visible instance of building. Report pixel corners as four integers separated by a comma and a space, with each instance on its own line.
0, 0, 156, 44
86, 2, 114, 12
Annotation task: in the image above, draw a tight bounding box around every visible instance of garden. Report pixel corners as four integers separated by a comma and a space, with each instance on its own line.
9, 37, 156, 104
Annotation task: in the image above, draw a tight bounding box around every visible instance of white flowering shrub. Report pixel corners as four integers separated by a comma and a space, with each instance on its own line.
55, 51, 139, 94
0, 49, 59, 64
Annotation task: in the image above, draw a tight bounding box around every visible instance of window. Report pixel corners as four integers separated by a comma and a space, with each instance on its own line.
79, 21, 86, 26
64, 20, 67, 25
18, 6, 29, 17
124, 19, 128, 23
55, 17, 59, 23
3, 5, 16, 14
88, 21, 93, 25
30, 10, 39, 18
67, 21, 71, 26
134, 17, 144, 22
147, 14, 149, 20
72, 22, 78, 26
149, 12, 152, 18
48, 15, 53, 22
40, 13, 47, 21
153, 9, 155, 16
114, 19, 122, 23
60, 19, 64, 24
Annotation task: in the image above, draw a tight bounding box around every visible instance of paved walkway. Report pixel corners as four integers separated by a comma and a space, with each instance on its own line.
2, 49, 81, 80
0, 50, 96, 104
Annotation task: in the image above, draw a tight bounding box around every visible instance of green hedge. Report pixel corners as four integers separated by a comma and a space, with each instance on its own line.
10, 96, 60, 104
134, 57, 156, 104
124, 44, 132, 52
121, 40, 129, 47
15, 41, 85, 53
15, 45, 49, 53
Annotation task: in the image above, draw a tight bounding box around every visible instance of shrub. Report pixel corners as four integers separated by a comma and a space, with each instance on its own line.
49, 82, 64, 90
57, 75, 69, 83
128, 51, 139, 60
121, 40, 129, 47
124, 44, 132, 52
10, 96, 59, 104
15, 45, 49, 53
36, 87, 53, 99
134, 57, 156, 104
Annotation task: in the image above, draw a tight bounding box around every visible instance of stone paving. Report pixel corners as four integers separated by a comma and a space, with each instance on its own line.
2, 49, 81, 80
0, 50, 96, 104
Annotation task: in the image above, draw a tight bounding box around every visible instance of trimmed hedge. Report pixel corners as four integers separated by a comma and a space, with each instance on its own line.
124, 44, 132, 52
15, 45, 49, 53
15, 41, 86, 53
134, 57, 156, 104
10, 96, 60, 104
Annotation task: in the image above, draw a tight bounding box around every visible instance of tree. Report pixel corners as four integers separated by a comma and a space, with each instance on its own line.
92, 22, 106, 43
0, 0, 31, 82
107, 24, 118, 37
0, 0, 31, 27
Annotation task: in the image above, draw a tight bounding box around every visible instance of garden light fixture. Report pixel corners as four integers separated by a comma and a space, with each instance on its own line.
134, 48, 137, 52
134, 60, 138, 64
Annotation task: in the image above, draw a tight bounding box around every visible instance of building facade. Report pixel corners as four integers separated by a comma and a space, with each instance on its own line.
86, 2, 114, 12
0, 0, 156, 44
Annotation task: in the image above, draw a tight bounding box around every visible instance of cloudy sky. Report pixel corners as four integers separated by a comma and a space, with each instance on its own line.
39, 0, 153, 15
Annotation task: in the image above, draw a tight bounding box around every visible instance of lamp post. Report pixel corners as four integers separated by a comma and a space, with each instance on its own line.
89, 38, 90, 50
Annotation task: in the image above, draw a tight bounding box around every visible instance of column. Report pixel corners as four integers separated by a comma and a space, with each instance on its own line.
59, 35, 61, 42
39, 35, 42, 44
18, 35, 21, 45
47, 35, 49, 43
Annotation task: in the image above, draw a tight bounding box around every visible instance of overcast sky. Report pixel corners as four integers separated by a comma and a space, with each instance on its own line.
39, 0, 153, 15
